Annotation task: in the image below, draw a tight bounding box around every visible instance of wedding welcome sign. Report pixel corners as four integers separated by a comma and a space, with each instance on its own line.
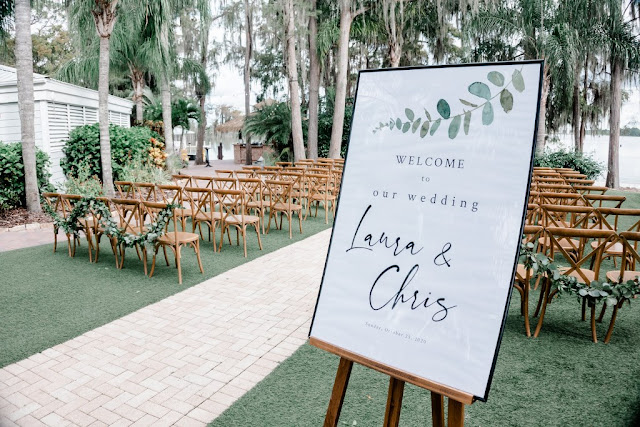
309, 61, 543, 402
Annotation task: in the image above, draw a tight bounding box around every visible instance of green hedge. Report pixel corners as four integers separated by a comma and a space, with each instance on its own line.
0, 142, 52, 211
61, 124, 160, 183
534, 150, 604, 180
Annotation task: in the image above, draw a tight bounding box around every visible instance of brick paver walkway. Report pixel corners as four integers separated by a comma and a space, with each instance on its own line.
0, 229, 331, 426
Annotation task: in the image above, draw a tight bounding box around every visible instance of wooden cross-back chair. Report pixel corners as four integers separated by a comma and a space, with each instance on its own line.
109, 198, 146, 271
279, 171, 304, 207
306, 173, 337, 224
59, 194, 93, 260
275, 161, 292, 168
514, 225, 545, 337
255, 169, 279, 181
593, 230, 640, 343
142, 201, 203, 285
114, 181, 135, 199
534, 227, 617, 341
184, 186, 225, 251
157, 184, 191, 231
213, 189, 263, 257
264, 165, 283, 173
534, 184, 575, 193
242, 165, 262, 172
238, 177, 267, 234
593, 208, 640, 268
525, 203, 541, 225
264, 179, 303, 238
530, 192, 585, 207
565, 178, 595, 186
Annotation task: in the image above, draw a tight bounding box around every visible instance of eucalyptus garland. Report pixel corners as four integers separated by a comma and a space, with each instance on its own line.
519, 242, 640, 307
41, 196, 180, 248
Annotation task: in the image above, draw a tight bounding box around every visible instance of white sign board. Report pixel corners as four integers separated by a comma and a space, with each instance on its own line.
310, 61, 543, 401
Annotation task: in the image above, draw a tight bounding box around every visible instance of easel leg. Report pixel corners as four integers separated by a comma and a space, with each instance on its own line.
323, 357, 353, 427
383, 378, 405, 427
447, 399, 464, 427
431, 392, 445, 427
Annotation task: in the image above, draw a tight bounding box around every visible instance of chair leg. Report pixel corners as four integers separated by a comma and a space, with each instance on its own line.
523, 284, 531, 337
598, 303, 607, 323
53, 227, 58, 253
298, 211, 303, 234
603, 302, 621, 344
256, 224, 263, 250
142, 247, 148, 276
176, 244, 183, 285
163, 245, 170, 266
195, 240, 204, 274
533, 280, 551, 338
590, 303, 598, 343
242, 227, 248, 258
149, 245, 159, 278
288, 212, 293, 239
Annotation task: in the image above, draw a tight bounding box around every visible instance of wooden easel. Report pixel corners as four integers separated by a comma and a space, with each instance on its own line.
310, 338, 474, 427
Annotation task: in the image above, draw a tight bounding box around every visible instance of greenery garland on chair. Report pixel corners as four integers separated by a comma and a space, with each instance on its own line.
41, 196, 180, 248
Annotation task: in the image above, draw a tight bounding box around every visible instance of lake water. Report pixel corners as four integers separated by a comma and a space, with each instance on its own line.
554, 135, 640, 187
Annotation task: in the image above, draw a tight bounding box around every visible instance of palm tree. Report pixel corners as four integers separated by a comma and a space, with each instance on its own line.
172, 98, 201, 150
13, 0, 41, 212
283, 0, 305, 161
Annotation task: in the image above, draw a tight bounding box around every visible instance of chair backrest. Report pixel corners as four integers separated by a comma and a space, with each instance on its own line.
133, 182, 159, 202
615, 231, 640, 279
539, 204, 609, 230
157, 184, 183, 206
275, 162, 292, 167
41, 192, 65, 218
114, 181, 135, 199
255, 169, 279, 180
191, 175, 214, 189
141, 201, 178, 242
529, 191, 584, 207
583, 194, 626, 209
110, 198, 143, 232
307, 173, 331, 199
264, 179, 294, 206
234, 170, 255, 179
215, 169, 235, 178
545, 226, 617, 284
242, 165, 262, 171
212, 177, 237, 190
573, 185, 608, 195
596, 208, 640, 234
172, 174, 192, 188
213, 188, 245, 222
237, 178, 262, 204
183, 186, 214, 218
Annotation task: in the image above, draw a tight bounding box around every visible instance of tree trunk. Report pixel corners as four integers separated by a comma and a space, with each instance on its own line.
98, 35, 115, 196
15, 0, 41, 212
536, 64, 550, 155
329, 1, 354, 159
160, 23, 173, 154
285, 0, 305, 162
196, 94, 206, 165
307, 0, 320, 160
572, 68, 581, 152
578, 55, 589, 152
244, 0, 253, 165
131, 67, 144, 123
606, 58, 622, 189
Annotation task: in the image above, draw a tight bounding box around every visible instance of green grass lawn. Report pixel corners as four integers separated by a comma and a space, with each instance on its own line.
0, 214, 332, 368
209, 190, 640, 427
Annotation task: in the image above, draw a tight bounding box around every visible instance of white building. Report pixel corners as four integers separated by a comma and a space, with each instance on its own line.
0, 65, 133, 183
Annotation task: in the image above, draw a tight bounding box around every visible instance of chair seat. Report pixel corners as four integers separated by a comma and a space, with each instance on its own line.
558, 267, 596, 284
272, 202, 302, 211
590, 241, 623, 255
157, 231, 200, 244
515, 264, 531, 282
225, 214, 260, 225
309, 194, 337, 201
606, 270, 640, 283
247, 201, 268, 209
193, 211, 223, 221
539, 236, 580, 250
176, 208, 193, 216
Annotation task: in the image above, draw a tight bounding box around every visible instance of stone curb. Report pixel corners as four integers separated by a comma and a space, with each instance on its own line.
0, 222, 54, 233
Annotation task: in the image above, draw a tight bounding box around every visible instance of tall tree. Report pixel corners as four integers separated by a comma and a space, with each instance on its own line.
14, 0, 41, 212
244, 0, 253, 165
284, 0, 305, 161
329, 0, 366, 159
307, 0, 320, 159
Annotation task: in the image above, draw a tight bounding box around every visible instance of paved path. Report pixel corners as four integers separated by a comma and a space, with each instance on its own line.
0, 228, 56, 253
0, 229, 331, 426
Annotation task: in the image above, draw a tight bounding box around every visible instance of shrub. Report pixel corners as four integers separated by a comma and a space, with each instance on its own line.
61, 162, 103, 197
534, 150, 604, 180
165, 153, 188, 175
118, 160, 170, 185
61, 123, 162, 183
0, 142, 52, 211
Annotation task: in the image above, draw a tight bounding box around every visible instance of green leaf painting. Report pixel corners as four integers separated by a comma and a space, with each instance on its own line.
437, 99, 451, 119
373, 67, 526, 140
468, 82, 491, 100
487, 71, 505, 86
